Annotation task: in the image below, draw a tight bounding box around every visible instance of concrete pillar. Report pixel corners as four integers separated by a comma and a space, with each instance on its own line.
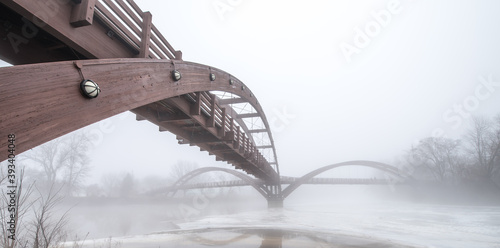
267, 198, 284, 208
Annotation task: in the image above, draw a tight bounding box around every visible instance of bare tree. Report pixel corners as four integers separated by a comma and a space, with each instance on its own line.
119, 173, 135, 198
408, 137, 462, 182
61, 132, 92, 196
465, 116, 500, 180
29, 185, 70, 248
1, 167, 72, 248
23, 131, 91, 196
168, 161, 201, 183
101, 173, 121, 197
0, 168, 35, 248
101, 172, 137, 198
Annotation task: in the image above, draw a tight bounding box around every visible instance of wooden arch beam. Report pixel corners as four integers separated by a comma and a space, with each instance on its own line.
0, 58, 277, 180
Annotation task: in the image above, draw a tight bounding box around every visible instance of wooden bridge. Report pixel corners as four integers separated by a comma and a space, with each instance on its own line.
0, 0, 280, 188
0, 1, 415, 208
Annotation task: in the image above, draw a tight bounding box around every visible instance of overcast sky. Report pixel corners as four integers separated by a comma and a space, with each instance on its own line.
3, 0, 500, 182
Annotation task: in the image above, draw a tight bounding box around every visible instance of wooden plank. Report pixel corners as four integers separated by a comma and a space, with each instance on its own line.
150, 31, 173, 59
102, 0, 141, 37
115, 0, 142, 26
70, 0, 96, 27
125, 0, 144, 17
151, 24, 177, 58
147, 36, 166, 59
94, 2, 140, 48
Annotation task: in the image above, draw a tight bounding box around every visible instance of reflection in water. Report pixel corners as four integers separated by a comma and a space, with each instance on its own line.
259, 229, 282, 248
170, 227, 415, 248
70, 223, 420, 247
188, 232, 252, 246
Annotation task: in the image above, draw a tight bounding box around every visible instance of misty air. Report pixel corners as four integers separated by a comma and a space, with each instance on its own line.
1, 0, 500, 247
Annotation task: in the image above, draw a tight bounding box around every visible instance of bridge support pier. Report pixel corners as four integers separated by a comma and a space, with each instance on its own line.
267, 198, 284, 208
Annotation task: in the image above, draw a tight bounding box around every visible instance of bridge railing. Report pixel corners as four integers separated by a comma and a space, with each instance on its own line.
94, 0, 180, 59
182, 92, 270, 169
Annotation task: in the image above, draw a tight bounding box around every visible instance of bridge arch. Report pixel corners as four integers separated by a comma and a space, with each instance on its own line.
281, 160, 411, 198
0, 58, 279, 182
167, 167, 269, 199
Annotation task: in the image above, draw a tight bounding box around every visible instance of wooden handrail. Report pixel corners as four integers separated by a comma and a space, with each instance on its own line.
88, 0, 180, 59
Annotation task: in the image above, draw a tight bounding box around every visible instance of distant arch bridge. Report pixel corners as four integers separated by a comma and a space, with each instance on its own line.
150, 160, 413, 205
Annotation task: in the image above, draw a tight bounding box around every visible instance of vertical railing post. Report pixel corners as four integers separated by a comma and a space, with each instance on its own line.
241, 134, 246, 153
138, 11, 152, 58
70, 0, 96, 27
190, 92, 201, 115
234, 126, 240, 149
220, 108, 227, 138
208, 93, 216, 127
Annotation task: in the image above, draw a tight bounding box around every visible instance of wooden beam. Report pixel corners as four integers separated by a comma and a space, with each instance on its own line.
257, 145, 273, 149
166, 97, 219, 136
136, 114, 146, 121
0, 58, 278, 182
157, 112, 191, 123
219, 98, 247, 105
238, 113, 259, 118
248, 129, 267, 133
187, 134, 220, 144
210, 144, 234, 152
70, 0, 96, 27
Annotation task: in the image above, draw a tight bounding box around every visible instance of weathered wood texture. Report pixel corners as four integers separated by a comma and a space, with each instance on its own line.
0, 0, 180, 65
0, 58, 279, 182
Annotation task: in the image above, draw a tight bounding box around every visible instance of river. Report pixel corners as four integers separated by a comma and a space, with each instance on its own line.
64, 186, 500, 247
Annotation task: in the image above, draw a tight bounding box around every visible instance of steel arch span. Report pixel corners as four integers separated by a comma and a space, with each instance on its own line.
0, 58, 279, 182
281, 160, 412, 198
165, 167, 269, 199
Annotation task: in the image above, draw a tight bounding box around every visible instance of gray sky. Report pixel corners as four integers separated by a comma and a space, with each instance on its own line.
3, 0, 500, 182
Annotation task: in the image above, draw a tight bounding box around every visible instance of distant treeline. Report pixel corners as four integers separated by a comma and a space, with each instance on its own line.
403, 114, 500, 189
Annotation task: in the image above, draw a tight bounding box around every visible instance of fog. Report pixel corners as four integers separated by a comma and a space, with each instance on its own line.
2, 0, 500, 247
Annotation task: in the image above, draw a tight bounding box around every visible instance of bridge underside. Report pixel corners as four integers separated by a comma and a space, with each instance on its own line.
133, 96, 279, 181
